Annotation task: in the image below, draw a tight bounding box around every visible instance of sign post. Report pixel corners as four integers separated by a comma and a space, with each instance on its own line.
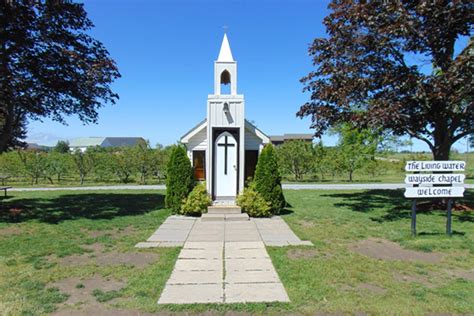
404, 161, 465, 236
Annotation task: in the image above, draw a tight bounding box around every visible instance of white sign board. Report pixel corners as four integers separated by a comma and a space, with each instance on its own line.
405, 174, 465, 185
405, 161, 465, 172
404, 161, 465, 199
404, 187, 465, 198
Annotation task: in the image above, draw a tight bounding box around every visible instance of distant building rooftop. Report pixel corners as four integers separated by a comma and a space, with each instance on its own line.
69, 137, 105, 148
269, 133, 313, 145
69, 137, 145, 151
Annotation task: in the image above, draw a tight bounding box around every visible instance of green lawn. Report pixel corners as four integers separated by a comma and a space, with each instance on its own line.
0, 189, 473, 315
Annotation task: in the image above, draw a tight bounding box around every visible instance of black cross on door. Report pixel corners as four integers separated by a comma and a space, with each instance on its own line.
217, 136, 235, 175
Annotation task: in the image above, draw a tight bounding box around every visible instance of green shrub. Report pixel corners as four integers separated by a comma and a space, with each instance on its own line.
165, 146, 194, 213
237, 184, 272, 217
181, 183, 212, 216
253, 144, 286, 214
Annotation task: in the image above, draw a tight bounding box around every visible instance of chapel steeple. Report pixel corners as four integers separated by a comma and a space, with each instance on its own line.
214, 33, 237, 95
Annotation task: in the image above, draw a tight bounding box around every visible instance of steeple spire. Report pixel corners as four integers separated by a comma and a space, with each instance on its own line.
217, 33, 234, 62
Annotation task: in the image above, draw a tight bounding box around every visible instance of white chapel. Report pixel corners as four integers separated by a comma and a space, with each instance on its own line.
180, 34, 270, 202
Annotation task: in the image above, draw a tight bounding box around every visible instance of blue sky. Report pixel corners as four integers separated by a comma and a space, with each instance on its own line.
25, 0, 470, 152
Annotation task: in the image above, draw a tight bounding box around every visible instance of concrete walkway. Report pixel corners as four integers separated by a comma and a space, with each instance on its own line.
14, 183, 474, 192
158, 241, 289, 304
136, 216, 311, 304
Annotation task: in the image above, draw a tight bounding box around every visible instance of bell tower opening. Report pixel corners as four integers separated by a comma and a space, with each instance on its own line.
220, 70, 231, 94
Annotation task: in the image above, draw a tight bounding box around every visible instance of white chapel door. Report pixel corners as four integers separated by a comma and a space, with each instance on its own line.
215, 132, 237, 198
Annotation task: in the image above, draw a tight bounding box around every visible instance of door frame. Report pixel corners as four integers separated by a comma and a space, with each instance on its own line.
212, 127, 240, 199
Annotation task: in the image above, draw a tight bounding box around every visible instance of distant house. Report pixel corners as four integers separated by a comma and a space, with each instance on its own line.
69, 137, 146, 152
269, 134, 313, 146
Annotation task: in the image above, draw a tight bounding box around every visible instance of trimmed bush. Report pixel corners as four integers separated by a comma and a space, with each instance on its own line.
253, 144, 286, 214
165, 146, 194, 213
181, 183, 212, 216
237, 184, 272, 217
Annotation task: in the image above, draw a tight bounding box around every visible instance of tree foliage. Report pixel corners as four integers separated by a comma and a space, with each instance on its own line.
335, 124, 380, 182
298, 1, 473, 160
0, 1, 120, 152
165, 146, 194, 213
72, 150, 95, 185
276, 140, 315, 181
253, 144, 286, 214
53, 141, 70, 154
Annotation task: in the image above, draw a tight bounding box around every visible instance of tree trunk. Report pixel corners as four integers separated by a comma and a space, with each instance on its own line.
432, 118, 452, 160
432, 141, 452, 160
349, 170, 353, 182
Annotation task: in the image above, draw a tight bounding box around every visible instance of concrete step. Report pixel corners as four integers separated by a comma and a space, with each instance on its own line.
208, 205, 242, 214
201, 213, 249, 222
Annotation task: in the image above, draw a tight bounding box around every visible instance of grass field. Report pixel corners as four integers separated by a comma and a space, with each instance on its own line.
0, 189, 473, 315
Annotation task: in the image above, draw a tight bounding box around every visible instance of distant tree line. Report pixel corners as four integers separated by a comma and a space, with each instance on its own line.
275, 125, 413, 182
0, 142, 173, 185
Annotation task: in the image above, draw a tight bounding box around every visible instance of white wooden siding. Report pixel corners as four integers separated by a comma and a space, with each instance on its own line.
245, 128, 262, 150
209, 101, 244, 127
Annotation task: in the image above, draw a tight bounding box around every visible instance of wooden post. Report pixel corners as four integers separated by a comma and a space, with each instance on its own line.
446, 198, 452, 236
411, 199, 417, 237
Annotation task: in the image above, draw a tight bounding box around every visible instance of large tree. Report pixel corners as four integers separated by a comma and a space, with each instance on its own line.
0, 1, 120, 152
298, 1, 473, 160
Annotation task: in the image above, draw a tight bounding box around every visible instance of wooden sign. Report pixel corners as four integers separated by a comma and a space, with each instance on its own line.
404, 160, 466, 237
405, 160, 465, 172
405, 174, 465, 185
404, 186, 465, 198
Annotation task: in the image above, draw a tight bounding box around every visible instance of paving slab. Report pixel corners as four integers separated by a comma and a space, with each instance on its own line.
179, 249, 223, 259
225, 248, 269, 259
168, 270, 222, 285
226, 258, 274, 271
225, 241, 265, 250
225, 282, 290, 303
134, 241, 160, 248
174, 259, 222, 271
225, 269, 280, 283
158, 241, 185, 247
184, 241, 224, 249
158, 284, 223, 304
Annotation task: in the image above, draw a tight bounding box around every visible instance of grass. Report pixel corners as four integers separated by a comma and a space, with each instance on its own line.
0, 189, 473, 315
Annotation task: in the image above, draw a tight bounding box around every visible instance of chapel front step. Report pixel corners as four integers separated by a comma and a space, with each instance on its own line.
207, 205, 242, 214
202, 205, 249, 221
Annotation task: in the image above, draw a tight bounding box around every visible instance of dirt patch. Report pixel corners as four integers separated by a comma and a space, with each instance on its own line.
52, 243, 159, 268
55, 251, 159, 268
50, 275, 125, 306
93, 252, 159, 268
80, 226, 138, 239
349, 238, 442, 263
49, 276, 152, 316
0, 225, 22, 237
297, 220, 315, 229
393, 272, 434, 288
446, 269, 474, 281
82, 243, 107, 253
52, 303, 156, 316
357, 283, 387, 294
339, 283, 386, 295
287, 248, 319, 260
